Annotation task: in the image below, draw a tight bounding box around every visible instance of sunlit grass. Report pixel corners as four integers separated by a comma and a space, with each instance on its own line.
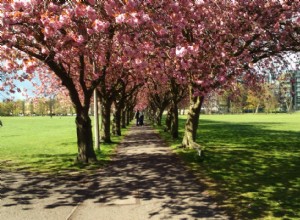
0, 116, 130, 174
156, 113, 300, 220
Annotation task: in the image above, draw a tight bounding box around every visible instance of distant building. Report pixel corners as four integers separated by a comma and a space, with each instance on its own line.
293, 71, 300, 111
263, 70, 300, 112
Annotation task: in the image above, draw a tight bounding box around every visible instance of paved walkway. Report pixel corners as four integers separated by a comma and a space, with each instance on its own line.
1, 125, 228, 220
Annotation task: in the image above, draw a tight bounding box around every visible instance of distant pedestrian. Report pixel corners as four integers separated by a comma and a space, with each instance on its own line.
139, 113, 144, 126
135, 110, 140, 126
0, 120, 2, 127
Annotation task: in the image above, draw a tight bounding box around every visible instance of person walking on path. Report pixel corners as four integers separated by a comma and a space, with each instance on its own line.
139, 112, 144, 126
135, 110, 140, 126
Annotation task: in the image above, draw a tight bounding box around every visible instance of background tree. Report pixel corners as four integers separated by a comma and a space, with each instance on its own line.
245, 88, 265, 113
262, 84, 280, 113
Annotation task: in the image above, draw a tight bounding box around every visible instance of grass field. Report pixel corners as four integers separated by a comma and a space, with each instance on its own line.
156, 113, 300, 220
0, 116, 127, 174
1, 114, 299, 219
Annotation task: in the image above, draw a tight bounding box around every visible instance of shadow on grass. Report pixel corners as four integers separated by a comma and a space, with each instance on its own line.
165, 118, 300, 220
1, 153, 112, 175
0, 138, 121, 175
1, 125, 227, 219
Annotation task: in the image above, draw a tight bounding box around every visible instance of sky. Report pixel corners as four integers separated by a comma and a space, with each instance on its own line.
0, 79, 35, 101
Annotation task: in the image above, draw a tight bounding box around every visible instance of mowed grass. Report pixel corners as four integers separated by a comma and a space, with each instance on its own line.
0, 116, 127, 174
156, 113, 300, 220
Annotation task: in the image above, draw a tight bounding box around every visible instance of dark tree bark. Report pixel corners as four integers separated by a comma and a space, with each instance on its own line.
99, 94, 113, 143
168, 77, 186, 139
75, 111, 97, 162
171, 103, 179, 138
112, 106, 122, 136
125, 97, 136, 126
148, 102, 156, 124
165, 107, 173, 132
156, 100, 169, 125
126, 109, 131, 126
112, 109, 117, 135
156, 109, 164, 126
227, 97, 231, 113
121, 109, 126, 128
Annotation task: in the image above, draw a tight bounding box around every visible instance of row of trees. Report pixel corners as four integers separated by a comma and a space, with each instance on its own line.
0, 71, 296, 117
1, 0, 299, 163
0, 96, 75, 116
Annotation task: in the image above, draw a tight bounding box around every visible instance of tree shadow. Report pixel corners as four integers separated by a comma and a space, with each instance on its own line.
1, 125, 228, 219
176, 118, 300, 219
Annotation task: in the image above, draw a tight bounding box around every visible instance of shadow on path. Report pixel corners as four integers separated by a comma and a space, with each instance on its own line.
1, 125, 228, 220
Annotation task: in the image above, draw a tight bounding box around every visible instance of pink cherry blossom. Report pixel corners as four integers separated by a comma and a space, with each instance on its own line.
116, 13, 126, 24
176, 46, 187, 58
75, 4, 86, 17
93, 19, 109, 32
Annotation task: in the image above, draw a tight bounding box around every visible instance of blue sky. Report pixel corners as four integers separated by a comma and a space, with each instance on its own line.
0, 78, 35, 101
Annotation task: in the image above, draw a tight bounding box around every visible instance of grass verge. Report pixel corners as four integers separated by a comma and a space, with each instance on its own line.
0, 116, 130, 175
155, 113, 300, 220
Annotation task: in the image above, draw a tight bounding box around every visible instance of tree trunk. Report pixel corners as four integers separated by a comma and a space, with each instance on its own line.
165, 107, 173, 131
171, 104, 179, 139
156, 107, 164, 126
168, 77, 185, 139
126, 109, 131, 126
112, 110, 117, 135
114, 98, 124, 136
94, 90, 100, 150
227, 97, 231, 113
100, 98, 112, 143
113, 108, 122, 136
182, 95, 205, 149
75, 112, 97, 163
255, 104, 260, 114
122, 109, 126, 128
286, 97, 293, 113
49, 97, 54, 118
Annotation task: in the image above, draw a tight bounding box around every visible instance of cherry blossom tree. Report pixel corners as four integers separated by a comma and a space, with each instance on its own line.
0, 0, 151, 162
140, 0, 300, 149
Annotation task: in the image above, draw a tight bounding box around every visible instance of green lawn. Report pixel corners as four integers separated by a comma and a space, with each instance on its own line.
157, 113, 300, 220
0, 116, 127, 174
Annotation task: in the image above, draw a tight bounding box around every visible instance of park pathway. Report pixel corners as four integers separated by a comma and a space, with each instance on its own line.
1, 125, 228, 220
